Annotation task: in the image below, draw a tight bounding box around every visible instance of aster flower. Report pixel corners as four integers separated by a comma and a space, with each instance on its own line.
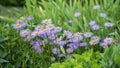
13, 23, 22, 29
92, 25, 100, 30
91, 36, 100, 41
49, 34, 56, 40
31, 30, 40, 38
51, 57, 56, 61
100, 13, 107, 18
42, 19, 52, 25
67, 43, 78, 49
16, 19, 24, 23
21, 23, 28, 28
52, 48, 60, 54
54, 27, 62, 32
46, 24, 55, 30
68, 20, 72, 24
65, 55, 71, 59
58, 54, 65, 58
20, 29, 30, 37
35, 25, 43, 30
74, 32, 83, 36
90, 39, 99, 45
104, 38, 113, 45
93, 5, 100, 10
66, 48, 74, 54
37, 47, 44, 53
84, 32, 93, 38
27, 16, 34, 21
100, 42, 108, 48
80, 42, 87, 46
35, 40, 42, 46
33, 45, 44, 53
74, 12, 81, 17
89, 21, 96, 26
104, 22, 114, 27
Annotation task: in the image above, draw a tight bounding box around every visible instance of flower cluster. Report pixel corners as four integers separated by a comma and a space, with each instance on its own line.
13, 4, 116, 61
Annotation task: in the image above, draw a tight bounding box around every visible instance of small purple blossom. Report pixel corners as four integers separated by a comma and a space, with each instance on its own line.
67, 43, 78, 49
100, 42, 108, 48
84, 32, 93, 38
52, 48, 60, 54
54, 27, 62, 32
93, 5, 100, 10
27, 16, 34, 21
90, 39, 99, 45
80, 42, 87, 46
16, 19, 24, 23
104, 22, 114, 27
68, 20, 72, 24
42, 19, 52, 25
58, 54, 65, 58
104, 38, 113, 45
100, 13, 107, 18
13, 23, 22, 29
74, 12, 81, 17
91, 36, 100, 41
66, 48, 74, 54
89, 21, 96, 26
20, 29, 30, 37
51, 57, 56, 61
92, 25, 100, 30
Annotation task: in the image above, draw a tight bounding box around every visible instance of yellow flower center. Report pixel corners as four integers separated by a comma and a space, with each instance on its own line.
43, 29, 47, 32
45, 20, 48, 22
16, 24, 20, 26
34, 31, 38, 35
23, 31, 27, 35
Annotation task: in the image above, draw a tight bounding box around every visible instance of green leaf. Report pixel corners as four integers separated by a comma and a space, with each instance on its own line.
0, 59, 9, 63
0, 37, 8, 42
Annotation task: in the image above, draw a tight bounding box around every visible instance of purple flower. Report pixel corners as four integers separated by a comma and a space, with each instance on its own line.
58, 54, 65, 58
54, 27, 62, 32
104, 38, 113, 45
27, 16, 34, 21
91, 36, 100, 41
84, 32, 93, 38
52, 48, 60, 54
90, 39, 99, 45
33, 45, 43, 53
89, 21, 96, 26
16, 19, 24, 23
49, 34, 56, 40
46, 24, 55, 30
68, 20, 72, 24
67, 43, 78, 49
21, 23, 28, 28
104, 22, 114, 27
100, 42, 108, 48
92, 25, 100, 30
20, 29, 30, 37
65, 55, 71, 59
100, 13, 107, 18
93, 5, 100, 10
31, 31, 40, 38
51, 57, 56, 61
42, 19, 52, 25
66, 48, 74, 54
13, 23, 22, 29
74, 12, 81, 17
80, 42, 87, 46
35, 25, 43, 30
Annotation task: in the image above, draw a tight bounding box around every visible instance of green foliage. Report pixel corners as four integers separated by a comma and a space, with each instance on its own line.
50, 50, 102, 68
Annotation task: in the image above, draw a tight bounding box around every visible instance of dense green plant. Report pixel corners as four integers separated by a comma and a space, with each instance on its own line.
50, 45, 120, 68
0, 0, 120, 68
49, 49, 102, 68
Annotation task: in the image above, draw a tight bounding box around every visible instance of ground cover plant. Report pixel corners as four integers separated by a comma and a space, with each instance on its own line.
0, 0, 120, 68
